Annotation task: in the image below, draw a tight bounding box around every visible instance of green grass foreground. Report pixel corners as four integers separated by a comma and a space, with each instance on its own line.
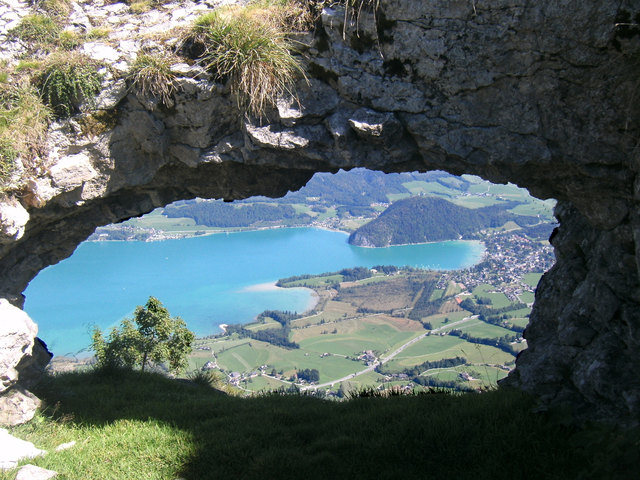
2, 370, 638, 480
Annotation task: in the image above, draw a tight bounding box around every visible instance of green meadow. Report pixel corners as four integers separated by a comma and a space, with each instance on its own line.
194, 268, 532, 394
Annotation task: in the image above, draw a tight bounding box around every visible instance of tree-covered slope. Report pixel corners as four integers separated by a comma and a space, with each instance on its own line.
348, 196, 524, 247
164, 201, 311, 228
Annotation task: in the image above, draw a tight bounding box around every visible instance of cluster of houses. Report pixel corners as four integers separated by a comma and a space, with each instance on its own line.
225, 364, 269, 387
357, 350, 378, 366
438, 230, 553, 302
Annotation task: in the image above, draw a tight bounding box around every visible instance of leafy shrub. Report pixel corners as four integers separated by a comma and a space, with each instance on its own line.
185, 7, 305, 117
36, 53, 102, 117
126, 53, 177, 108
92, 297, 195, 374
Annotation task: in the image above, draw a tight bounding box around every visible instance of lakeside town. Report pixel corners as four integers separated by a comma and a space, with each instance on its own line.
184, 222, 554, 395
440, 228, 555, 303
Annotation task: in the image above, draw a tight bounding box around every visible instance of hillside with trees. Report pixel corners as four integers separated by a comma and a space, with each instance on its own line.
164, 201, 311, 228
90, 169, 555, 240
348, 196, 536, 247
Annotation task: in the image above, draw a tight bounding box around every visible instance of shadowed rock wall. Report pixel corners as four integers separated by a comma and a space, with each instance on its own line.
0, 0, 638, 423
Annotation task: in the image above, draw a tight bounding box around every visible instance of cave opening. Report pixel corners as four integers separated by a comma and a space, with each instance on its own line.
22, 167, 557, 396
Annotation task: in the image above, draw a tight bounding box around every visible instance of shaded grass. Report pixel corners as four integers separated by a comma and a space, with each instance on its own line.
3, 369, 638, 479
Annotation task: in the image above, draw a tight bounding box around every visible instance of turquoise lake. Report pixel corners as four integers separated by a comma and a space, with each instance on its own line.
23, 227, 484, 356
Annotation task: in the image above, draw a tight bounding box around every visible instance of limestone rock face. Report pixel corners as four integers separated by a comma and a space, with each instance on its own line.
0, 299, 38, 394
0, 0, 638, 424
0, 199, 29, 245
0, 300, 51, 426
502, 202, 640, 421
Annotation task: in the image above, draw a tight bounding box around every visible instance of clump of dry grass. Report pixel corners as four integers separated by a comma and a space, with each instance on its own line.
0, 82, 52, 188
184, 6, 306, 118
244, 0, 316, 33
126, 53, 178, 108
31, 0, 73, 19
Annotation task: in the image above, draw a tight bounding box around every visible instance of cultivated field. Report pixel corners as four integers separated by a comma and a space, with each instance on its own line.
190, 268, 531, 395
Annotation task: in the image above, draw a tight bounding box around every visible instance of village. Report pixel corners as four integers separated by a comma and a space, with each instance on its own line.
186, 224, 552, 394
438, 229, 555, 303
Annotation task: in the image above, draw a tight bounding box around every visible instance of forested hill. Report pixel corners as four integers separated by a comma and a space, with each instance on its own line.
164, 201, 309, 228
348, 196, 530, 247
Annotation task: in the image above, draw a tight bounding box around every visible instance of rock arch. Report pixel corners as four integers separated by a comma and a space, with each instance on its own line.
0, 0, 638, 423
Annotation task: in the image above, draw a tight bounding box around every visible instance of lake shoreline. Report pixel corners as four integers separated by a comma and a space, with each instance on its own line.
90, 223, 485, 256
26, 227, 485, 355
89, 224, 353, 243
241, 281, 320, 318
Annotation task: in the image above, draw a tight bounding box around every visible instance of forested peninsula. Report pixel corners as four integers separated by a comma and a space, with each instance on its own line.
348, 196, 537, 247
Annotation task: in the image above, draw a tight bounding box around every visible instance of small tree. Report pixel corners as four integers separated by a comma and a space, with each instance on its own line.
92, 296, 195, 374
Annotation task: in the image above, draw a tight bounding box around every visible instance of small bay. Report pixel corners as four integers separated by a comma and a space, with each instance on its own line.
23, 227, 484, 355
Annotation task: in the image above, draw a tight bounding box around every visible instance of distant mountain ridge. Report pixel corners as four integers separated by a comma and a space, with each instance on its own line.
348, 196, 530, 247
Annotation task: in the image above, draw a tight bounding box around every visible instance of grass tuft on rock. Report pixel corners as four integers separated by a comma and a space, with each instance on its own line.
32, 0, 73, 19
126, 53, 178, 108
185, 5, 305, 118
9, 13, 61, 48
244, 0, 316, 33
0, 83, 51, 188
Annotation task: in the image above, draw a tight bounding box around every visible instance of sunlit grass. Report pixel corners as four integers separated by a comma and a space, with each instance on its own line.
0, 82, 51, 188
184, 4, 306, 118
